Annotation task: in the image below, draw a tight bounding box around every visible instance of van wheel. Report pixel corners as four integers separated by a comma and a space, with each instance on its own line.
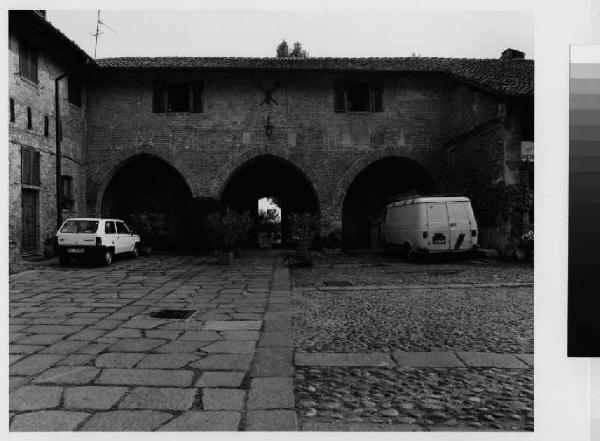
100, 249, 113, 266
405, 243, 416, 260
131, 245, 139, 259
58, 253, 69, 266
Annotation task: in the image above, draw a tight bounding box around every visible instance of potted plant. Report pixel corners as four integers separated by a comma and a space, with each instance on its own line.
205, 210, 252, 264
288, 212, 319, 267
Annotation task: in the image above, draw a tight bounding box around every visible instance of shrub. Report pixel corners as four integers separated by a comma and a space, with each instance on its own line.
204, 210, 252, 252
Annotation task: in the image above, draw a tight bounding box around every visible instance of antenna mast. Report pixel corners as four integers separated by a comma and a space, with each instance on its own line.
92, 10, 116, 59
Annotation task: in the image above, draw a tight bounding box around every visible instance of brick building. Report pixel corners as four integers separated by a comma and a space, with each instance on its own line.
9, 11, 534, 260
8, 10, 94, 262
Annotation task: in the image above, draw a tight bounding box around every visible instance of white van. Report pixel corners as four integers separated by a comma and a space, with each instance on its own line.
380, 196, 478, 256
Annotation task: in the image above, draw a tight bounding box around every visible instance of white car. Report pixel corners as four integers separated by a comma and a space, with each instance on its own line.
56, 218, 141, 266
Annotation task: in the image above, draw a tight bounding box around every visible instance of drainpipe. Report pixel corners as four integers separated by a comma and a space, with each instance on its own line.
54, 60, 90, 230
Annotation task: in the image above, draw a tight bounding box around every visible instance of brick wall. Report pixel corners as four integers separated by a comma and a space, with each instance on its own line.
8, 30, 88, 259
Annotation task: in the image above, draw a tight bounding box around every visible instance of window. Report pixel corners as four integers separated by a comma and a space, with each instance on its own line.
59, 220, 99, 234
10, 98, 15, 122
116, 221, 130, 234
68, 73, 82, 107
19, 38, 38, 83
153, 79, 203, 113
105, 221, 116, 235
44, 115, 49, 137
61, 175, 73, 199
27, 107, 32, 129
21, 147, 40, 186
334, 79, 383, 113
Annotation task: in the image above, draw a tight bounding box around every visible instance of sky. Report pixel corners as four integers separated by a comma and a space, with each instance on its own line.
46, 9, 534, 60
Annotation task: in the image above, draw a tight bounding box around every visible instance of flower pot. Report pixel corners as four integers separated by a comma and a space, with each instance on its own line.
218, 251, 234, 265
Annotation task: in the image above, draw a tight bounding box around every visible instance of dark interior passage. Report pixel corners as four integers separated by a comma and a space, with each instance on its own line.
343, 157, 435, 249
221, 156, 319, 247
102, 155, 193, 249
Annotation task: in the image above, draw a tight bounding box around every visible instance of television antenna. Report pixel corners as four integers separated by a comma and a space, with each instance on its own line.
91, 10, 117, 59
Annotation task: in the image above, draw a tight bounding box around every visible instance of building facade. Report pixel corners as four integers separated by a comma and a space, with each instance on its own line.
8, 11, 534, 260
8, 10, 93, 262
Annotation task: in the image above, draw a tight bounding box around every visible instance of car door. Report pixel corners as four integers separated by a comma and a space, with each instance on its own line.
115, 221, 132, 254
446, 202, 473, 250
427, 202, 450, 251
104, 220, 118, 251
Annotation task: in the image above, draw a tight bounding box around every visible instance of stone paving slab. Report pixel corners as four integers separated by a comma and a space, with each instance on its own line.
295, 352, 394, 367
247, 377, 295, 409
189, 354, 254, 371
202, 320, 262, 331
201, 340, 256, 354
33, 366, 100, 385
63, 386, 128, 410
80, 410, 173, 431
456, 352, 529, 368
119, 387, 197, 410
196, 371, 245, 387
158, 411, 241, 431
202, 388, 246, 410
392, 351, 466, 367
11, 410, 90, 431
245, 410, 298, 431
251, 348, 294, 377
10, 385, 63, 411
96, 368, 194, 387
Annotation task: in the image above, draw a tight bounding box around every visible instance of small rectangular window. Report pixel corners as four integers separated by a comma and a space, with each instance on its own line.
27, 107, 32, 129
10, 98, 15, 122
152, 80, 166, 113
44, 115, 49, 137
191, 80, 204, 113
167, 83, 191, 112
61, 175, 73, 199
19, 38, 38, 83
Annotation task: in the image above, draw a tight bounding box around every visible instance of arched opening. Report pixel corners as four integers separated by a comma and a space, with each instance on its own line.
343, 157, 435, 249
101, 154, 193, 250
221, 156, 319, 248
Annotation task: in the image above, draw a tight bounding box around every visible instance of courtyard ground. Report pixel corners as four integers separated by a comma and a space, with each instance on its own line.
8, 250, 533, 431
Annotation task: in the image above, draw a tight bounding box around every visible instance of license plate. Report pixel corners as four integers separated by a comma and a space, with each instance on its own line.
432, 233, 446, 244
67, 248, 85, 254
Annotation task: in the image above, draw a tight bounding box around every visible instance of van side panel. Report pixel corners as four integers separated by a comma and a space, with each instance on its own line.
427, 202, 451, 251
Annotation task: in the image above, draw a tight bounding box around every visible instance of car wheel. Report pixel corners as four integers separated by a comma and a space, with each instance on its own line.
58, 253, 69, 266
101, 249, 113, 266
132, 245, 139, 258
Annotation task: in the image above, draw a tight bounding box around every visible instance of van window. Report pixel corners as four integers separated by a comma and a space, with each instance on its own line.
447, 202, 470, 222
116, 221, 130, 234
60, 220, 99, 234
428, 204, 448, 224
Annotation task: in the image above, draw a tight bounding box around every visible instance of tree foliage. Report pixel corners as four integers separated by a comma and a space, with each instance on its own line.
276, 40, 308, 58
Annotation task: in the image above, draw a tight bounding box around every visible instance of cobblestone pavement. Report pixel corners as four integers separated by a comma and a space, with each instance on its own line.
291, 252, 533, 431
9, 252, 296, 431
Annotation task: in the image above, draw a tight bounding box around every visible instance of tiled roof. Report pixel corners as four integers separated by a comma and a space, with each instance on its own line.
96, 56, 533, 96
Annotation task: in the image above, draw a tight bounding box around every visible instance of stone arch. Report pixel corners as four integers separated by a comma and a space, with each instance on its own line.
331, 146, 436, 218
211, 145, 320, 203
94, 145, 200, 215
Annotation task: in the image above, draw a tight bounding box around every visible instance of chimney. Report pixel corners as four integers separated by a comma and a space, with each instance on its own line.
501, 48, 525, 60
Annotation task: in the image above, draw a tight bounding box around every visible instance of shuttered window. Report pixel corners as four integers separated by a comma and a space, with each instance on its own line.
153, 79, 204, 113
21, 147, 40, 186
191, 80, 204, 113
152, 80, 166, 113
334, 78, 384, 113
10, 98, 15, 122
27, 107, 32, 129
68, 73, 82, 107
44, 115, 49, 137
334, 79, 346, 112
19, 38, 38, 83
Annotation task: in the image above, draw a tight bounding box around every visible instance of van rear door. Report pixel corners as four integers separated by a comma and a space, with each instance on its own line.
446, 202, 473, 250
427, 203, 450, 251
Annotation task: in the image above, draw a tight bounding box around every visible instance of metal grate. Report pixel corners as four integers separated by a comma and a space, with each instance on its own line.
147, 309, 195, 319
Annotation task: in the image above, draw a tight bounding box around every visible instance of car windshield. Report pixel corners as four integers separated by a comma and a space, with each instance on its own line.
59, 220, 99, 234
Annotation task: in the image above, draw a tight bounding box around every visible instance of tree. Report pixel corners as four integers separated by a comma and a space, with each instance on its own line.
290, 41, 309, 58
276, 40, 289, 58
276, 40, 309, 58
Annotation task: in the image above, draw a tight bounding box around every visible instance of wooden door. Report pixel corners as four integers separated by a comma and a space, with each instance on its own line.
21, 189, 38, 254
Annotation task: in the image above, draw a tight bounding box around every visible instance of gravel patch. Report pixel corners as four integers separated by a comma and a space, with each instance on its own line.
294, 366, 533, 431
294, 287, 532, 353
